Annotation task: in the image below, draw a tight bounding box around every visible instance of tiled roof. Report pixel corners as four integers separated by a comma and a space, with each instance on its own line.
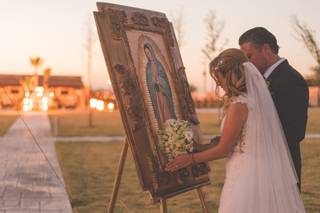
0, 74, 84, 88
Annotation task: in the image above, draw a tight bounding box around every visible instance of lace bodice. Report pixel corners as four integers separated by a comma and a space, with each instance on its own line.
221, 95, 248, 153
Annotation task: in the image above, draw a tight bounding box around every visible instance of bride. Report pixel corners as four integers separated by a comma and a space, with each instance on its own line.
165, 48, 305, 212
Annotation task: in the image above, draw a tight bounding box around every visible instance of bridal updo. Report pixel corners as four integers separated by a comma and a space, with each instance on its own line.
209, 48, 248, 99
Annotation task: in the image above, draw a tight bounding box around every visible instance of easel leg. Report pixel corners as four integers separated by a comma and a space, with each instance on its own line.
160, 197, 168, 213
197, 188, 209, 213
107, 139, 129, 213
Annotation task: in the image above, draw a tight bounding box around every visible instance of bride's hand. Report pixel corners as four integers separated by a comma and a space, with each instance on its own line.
165, 154, 193, 172
193, 136, 221, 152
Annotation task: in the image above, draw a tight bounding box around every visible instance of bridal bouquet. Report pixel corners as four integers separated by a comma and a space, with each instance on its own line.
158, 119, 194, 161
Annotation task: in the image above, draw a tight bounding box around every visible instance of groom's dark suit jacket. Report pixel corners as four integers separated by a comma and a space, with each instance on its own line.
267, 60, 309, 189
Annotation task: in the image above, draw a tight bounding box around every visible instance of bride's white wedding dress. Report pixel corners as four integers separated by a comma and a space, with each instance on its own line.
218, 62, 305, 213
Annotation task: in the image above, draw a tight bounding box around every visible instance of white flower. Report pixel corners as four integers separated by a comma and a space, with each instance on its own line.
184, 131, 194, 141
165, 119, 176, 127
158, 119, 194, 161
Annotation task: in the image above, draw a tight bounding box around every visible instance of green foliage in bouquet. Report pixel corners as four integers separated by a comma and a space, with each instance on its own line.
158, 119, 194, 161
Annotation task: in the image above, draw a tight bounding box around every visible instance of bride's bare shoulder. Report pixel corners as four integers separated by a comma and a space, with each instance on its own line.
227, 102, 248, 120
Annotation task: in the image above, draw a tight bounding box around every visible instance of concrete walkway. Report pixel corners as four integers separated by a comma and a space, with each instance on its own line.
0, 112, 72, 212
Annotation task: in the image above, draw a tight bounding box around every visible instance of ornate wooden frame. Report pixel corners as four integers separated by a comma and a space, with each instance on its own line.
94, 2, 210, 201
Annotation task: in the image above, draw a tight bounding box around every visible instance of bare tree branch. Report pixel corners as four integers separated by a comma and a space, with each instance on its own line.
292, 16, 320, 79
170, 7, 186, 48
201, 11, 227, 93
202, 11, 227, 62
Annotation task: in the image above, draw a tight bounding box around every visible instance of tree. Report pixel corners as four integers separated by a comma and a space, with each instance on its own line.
43, 67, 52, 91
201, 11, 227, 122
43, 67, 51, 78
20, 76, 34, 93
170, 7, 186, 48
293, 16, 320, 79
84, 19, 96, 127
28, 56, 44, 91
202, 11, 227, 93
30, 57, 43, 75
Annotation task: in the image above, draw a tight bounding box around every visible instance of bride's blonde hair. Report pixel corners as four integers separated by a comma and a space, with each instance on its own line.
209, 48, 248, 110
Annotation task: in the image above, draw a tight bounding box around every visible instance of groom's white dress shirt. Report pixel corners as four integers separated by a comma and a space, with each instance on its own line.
263, 58, 286, 79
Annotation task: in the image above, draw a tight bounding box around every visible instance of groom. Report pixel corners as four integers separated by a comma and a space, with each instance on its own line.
239, 27, 309, 190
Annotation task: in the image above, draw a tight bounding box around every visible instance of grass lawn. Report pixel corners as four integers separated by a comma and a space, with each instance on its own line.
306, 108, 320, 134
50, 108, 320, 136
0, 113, 19, 136
48, 111, 125, 136
55, 139, 320, 213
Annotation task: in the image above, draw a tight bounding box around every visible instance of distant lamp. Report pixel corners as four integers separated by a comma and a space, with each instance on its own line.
42, 97, 49, 104
29, 98, 33, 111
96, 100, 105, 111
29, 101, 33, 111
23, 98, 29, 105
90, 98, 97, 109
23, 105, 29, 112
35, 86, 44, 97
35, 86, 44, 92
107, 102, 115, 112
42, 104, 48, 111
23, 97, 33, 112
49, 92, 55, 98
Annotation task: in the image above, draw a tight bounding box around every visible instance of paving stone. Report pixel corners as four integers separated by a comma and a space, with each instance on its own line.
0, 113, 72, 212
20, 198, 40, 209
40, 198, 72, 210
22, 191, 51, 199
1, 199, 20, 210
5, 210, 40, 213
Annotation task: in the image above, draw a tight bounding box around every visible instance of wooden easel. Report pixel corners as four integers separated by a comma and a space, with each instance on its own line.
107, 138, 210, 213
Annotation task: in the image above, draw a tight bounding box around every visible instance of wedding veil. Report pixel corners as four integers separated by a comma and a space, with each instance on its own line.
239, 62, 305, 212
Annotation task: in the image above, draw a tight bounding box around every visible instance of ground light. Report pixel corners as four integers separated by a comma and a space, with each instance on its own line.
107, 102, 115, 112
90, 98, 105, 111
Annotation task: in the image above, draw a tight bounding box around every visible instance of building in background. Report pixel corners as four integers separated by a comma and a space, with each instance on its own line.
306, 78, 320, 107
91, 89, 117, 111
2, 74, 317, 110
0, 74, 85, 110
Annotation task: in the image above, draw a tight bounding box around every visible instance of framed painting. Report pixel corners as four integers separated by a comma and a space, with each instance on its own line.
94, 2, 210, 201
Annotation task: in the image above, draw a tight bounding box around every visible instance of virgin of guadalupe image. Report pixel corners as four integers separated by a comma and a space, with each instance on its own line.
144, 43, 177, 128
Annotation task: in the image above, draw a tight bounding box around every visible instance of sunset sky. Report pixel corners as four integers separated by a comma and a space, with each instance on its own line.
1, 0, 319, 92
